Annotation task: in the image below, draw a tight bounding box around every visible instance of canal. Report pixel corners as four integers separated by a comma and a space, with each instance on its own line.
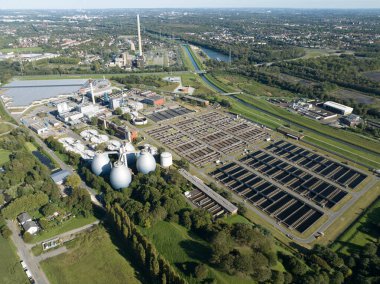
182, 44, 225, 93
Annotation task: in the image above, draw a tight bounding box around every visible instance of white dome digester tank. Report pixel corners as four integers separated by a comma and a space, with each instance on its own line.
136, 150, 156, 174
91, 151, 112, 176
160, 152, 173, 168
110, 161, 132, 190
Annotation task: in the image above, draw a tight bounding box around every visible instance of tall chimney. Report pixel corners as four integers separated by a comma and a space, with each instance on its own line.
90, 81, 95, 105
137, 14, 143, 57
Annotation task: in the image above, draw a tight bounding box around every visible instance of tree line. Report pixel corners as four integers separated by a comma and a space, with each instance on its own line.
107, 203, 186, 284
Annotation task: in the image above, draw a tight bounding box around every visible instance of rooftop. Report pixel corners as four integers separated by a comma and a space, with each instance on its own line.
17, 212, 32, 224
324, 101, 353, 111
51, 169, 70, 183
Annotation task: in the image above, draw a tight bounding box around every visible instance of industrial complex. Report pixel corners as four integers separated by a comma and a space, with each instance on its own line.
0, 69, 373, 243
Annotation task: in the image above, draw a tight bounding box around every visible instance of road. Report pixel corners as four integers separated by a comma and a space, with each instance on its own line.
35, 246, 68, 262
7, 220, 50, 284
31, 220, 100, 247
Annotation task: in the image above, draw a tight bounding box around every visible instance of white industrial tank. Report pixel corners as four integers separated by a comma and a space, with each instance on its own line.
91, 151, 111, 176
160, 152, 173, 168
110, 161, 132, 190
136, 151, 156, 174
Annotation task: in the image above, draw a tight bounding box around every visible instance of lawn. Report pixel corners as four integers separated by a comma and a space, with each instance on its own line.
0, 219, 29, 284
0, 149, 11, 165
25, 142, 37, 152
332, 198, 380, 255
31, 216, 97, 243
40, 226, 141, 284
223, 214, 252, 225
215, 72, 294, 97
181, 73, 216, 95
0, 123, 13, 134
140, 221, 255, 284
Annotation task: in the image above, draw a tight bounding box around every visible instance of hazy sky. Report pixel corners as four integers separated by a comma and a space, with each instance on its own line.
0, 0, 379, 9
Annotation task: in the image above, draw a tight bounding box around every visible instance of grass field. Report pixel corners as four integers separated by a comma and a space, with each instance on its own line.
31, 216, 97, 243
331, 197, 380, 255
215, 72, 294, 97
41, 226, 141, 284
181, 73, 216, 95
25, 142, 37, 152
223, 214, 252, 225
140, 221, 255, 284
0, 219, 28, 284
363, 71, 380, 83
180, 45, 196, 71
0, 149, 11, 165
0, 47, 44, 53
0, 123, 13, 134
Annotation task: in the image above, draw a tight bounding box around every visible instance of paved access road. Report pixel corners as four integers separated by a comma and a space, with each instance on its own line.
7, 220, 50, 284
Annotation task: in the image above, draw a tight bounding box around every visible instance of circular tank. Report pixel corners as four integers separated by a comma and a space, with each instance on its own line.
136, 151, 156, 174
91, 151, 111, 176
110, 162, 132, 190
160, 152, 173, 168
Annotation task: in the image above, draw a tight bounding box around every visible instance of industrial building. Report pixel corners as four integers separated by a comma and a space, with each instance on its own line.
141, 96, 165, 106
79, 79, 112, 98
182, 95, 210, 107
341, 114, 362, 127
50, 170, 71, 185
180, 169, 238, 218
29, 122, 48, 135
58, 111, 84, 123
323, 101, 353, 115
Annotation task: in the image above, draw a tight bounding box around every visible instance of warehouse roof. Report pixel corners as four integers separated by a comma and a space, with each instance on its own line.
179, 169, 238, 214
51, 170, 70, 183
323, 101, 353, 112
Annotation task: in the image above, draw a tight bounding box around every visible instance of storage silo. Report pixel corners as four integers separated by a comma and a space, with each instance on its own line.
136, 151, 156, 174
91, 151, 111, 176
160, 152, 173, 168
110, 161, 132, 190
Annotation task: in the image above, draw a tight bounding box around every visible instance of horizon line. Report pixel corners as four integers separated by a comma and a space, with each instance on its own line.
1, 7, 380, 10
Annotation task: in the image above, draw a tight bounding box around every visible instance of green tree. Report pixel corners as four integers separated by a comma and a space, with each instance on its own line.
65, 174, 82, 189
114, 107, 123, 116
